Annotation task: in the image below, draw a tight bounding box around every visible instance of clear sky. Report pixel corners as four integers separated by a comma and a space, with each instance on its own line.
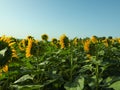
0, 0, 120, 40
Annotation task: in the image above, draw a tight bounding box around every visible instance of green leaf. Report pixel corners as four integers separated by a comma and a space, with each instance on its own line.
104, 77, 113, 86
14, 74, 34, 84
10, 84, 44, 90
43, 79, 57, 86
98, 50, 105, 56
0, 47, 7, 57
104, 76, 120, 86
0, 47, 8, 66
80, 64, 93, 73
109, 81, 120, 90
11, 79, 57, 90
64, 76, 84, 90
88, 75, 103, 88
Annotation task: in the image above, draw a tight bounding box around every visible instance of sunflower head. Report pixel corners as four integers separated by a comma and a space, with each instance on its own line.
108, 36, 112, 39
73, 38, 79, 46
27, 36, 33, 39
84, 39, 91, 52
41, 34, 49, 41
91, 36, 98, 44
51, 38, 57, 45
59, 34, 69, 49
26, 38, 43, 58
2, 65, 8, 72
30, 40, 40, 56
102, 39, 108, 47
18, 39, 28, 51
0, 64, 8, 77
26, 38, 33, 58
0, 35, 17, 67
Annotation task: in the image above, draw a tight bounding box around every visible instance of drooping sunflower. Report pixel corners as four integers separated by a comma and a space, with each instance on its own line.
91, 36, 98, 44
84, 39, 91, 52
59, 34, 69, 49
41, 34, 49, 41
0, 35, 17, 74
26, 38, 33, 58
25, 37, 41, 58
73, 38, 79, 46
102, 39, 108, 47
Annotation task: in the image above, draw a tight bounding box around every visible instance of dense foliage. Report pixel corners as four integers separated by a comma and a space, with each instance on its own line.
0, 35, 120, 90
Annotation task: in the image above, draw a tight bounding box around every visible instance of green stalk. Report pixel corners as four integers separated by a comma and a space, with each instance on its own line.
70, 53, 73, 81
96, 63, 99, 90
70, 46, 73, 82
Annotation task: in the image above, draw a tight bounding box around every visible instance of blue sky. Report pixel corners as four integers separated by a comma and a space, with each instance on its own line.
0, 0, 120, 40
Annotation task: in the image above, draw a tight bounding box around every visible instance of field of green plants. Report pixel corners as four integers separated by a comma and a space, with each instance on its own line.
0, 34, 120, 90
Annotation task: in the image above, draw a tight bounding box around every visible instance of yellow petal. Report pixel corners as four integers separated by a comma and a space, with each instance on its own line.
2, 65, 8, 72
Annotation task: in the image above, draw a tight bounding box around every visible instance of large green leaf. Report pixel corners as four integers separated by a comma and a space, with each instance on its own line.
14, 74, 34, 84
103, 76, 120, 89
10, 84, 43, 90
109, 81, 120, 90
64, 76, 84, 90
104, 76, 120, 85
11, 78, 57, 90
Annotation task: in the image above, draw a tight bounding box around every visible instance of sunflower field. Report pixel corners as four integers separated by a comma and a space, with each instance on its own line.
0, 34, 120, 90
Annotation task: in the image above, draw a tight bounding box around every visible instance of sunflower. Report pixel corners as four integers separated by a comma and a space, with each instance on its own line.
59, 34, 69, 49
84, 39, 91, 52
51, 38, 57, 45
73, 38, 79, 46
30, 40, 41, 56
0, 35, 17, 77
0, 35, 17, 67
0, 64, 8, 77
26, 38, 33, 58
55, 40, 61, 48
18, 39, 27, 51
91, 36, 98, 44
2, 64, 8, 72
41, 34, 49, 41
102, 39, 108, 47
111, 39, 115, 44
27, 36, 34, 39
25, 37, 40, 58
118, 38, 120, 43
